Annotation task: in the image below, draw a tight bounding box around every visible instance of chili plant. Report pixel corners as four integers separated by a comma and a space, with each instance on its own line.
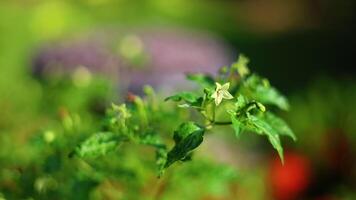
71, 54, 296, 177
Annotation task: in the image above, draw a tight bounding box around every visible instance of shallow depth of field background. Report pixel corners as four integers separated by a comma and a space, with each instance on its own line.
0, 0, 355, 200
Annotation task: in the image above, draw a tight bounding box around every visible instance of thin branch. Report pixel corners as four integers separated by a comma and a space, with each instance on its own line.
213, 121, 233, 125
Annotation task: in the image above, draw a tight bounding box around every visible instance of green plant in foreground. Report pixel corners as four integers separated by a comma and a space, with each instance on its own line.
71, 54, 296, 176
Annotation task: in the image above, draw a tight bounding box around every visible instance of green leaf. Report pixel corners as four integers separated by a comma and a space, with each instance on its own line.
231, 54, 250, 78
138, 131, 164, 147
241, 75, 289, 110
165, 131, 204, 168
255, 86, 289, 111
186, 73, 215, 88
164, 122, 205, 168
173, 122, 201, 144
165, 92, 200, 104
248, 115, 284, 163
229, 95, 261, 138
157, 147, 168, 177
235, 95, 248, 111
230, 113, 242, 138
264, 112, 297, 141
70, 132, 122, 158
229, 112, 285, 163
104, 103, 132, 135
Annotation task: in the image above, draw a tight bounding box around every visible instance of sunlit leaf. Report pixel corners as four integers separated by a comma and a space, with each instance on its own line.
231, 54, 250, 78
247, 115, 284, 163
241, 75, 289, 110
230, 108, 285, 163
70, 132, 122, 158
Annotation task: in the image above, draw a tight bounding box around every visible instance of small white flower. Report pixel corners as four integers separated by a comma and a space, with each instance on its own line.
211, 82, 234, 105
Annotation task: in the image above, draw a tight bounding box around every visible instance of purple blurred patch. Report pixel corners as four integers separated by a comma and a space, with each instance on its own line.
32, 27, 235, 93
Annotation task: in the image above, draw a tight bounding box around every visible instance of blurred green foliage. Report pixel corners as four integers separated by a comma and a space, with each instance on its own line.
1, 0, 355, 199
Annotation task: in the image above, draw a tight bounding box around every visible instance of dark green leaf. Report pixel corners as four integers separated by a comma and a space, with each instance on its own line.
173, 122, 201, 144
71, 179, 99, 200
164, 122, 205, 168
165, 130, 204, 168
43, 153, 62, 173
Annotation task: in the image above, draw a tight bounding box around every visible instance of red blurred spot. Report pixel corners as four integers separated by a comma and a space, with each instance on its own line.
269, 151, 311, 200
126, 92, 137, 103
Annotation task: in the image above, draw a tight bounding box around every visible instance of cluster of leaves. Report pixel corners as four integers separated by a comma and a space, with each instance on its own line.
72, 54, 296, 176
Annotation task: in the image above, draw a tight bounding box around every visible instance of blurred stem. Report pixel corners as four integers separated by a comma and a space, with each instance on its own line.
212, 103, 216, 123
153, 169, 173, 200
214, 121, 232, 125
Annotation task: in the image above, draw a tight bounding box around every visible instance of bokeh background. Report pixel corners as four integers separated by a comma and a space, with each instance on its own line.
0, 0, 355, 199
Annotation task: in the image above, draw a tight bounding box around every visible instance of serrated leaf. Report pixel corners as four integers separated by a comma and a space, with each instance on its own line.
229, 111, 285, 163
71, 132, 121, 158
264, 112, 297, 141
186, 73, 215, 88
248, 115, 284, 163
241, 75, 289, 110
164, 122, 204, 168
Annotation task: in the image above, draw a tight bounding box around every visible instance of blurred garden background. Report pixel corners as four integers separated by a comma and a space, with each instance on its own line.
0, 0, 355, 199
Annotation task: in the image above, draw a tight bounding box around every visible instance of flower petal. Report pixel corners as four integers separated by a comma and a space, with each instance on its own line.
215, 95, 223, 105
215, 82, 222, 90
221, 82, 230, 90
221, 90, 233, 99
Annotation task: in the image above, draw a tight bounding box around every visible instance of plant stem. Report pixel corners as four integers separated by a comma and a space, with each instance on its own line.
213, 121, 232, 125
212, 103, 216, 122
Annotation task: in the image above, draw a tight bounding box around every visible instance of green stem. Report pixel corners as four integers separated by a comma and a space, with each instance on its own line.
213, 121, 232, 125
204, 120, 232, 130
205, 119, 232, 127
212, 103, 216, 123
